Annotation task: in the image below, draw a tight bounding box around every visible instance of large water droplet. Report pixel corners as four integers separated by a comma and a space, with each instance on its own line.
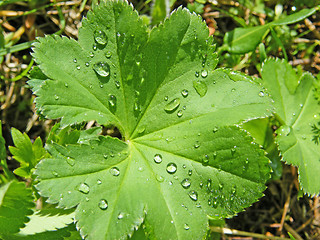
78, 183, 90, 194
110, 167, 120, 176
154, 154, 162, 164
166, 163, 177, 174
94, 30, 108, 45
164, 98, 180, 112
193, 80, 207, 97
188, 190, 198, 201
93, 62, 110, 77
98, 199, 108, 210
181, 178, 191, 189
66, 157, 75, 166
181, 89, 189, 97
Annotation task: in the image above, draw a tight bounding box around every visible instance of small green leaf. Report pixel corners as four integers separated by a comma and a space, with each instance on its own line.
151, 0, 170, 25
271, 8, 316, 26
223, 25, 270, 54
0, 181, 34, 236
9, 128, 47, 178
261, 58, 320, 195
30, 1, 273, 239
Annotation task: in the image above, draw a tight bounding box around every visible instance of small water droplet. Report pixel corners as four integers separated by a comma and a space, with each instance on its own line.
181, 89, 189, 97
231, 88, 236, 92
218, 183, 224, 190
181, 178, 191, 189
156, 175, 164, 182
279, 125, 291, 136
52, 171, 59, 177
93, 62, 110, 77
188, 190, 198, 201
110, 167, 120, 176
66, 157, 75, 166
154, 154, 162, 164
78, 183, 90, 194
213, 151, 217, 159
98, 199, 108, 210
85, 62, 90, 67
115, 80, 120, 88
202, 155, 209, 166
177, 110, 183, 117
188, 170, 192, 176
93, 44, 97, 51
105, 51, 112, 58
195, 71, 200, 77
108, 94, 117, 110
94, 30, 108, 45
201, 69, 208, 78
164, 98, 180, 112
258, 91, 264, 97
89, 51, 94, 58
194, 141, 200, 148
193, 80, 207, 97
199, 181, 203, 188
182, 164, 186, 169
231, 146, 237, 155
64, 83, 68, 88
73, 58, 77, 63
97, 179, 102, 185
212, 127, 218, 133
54, 95, 59, 100
164, 96, 168, 101
117, 32, 121, 37
166, 163, 177, 174
184, 223, 190, 230
117, 212, 124, 220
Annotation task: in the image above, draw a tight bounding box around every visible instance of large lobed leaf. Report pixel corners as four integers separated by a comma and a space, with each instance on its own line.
30, 1, 273, 239
261, 58, 320, 196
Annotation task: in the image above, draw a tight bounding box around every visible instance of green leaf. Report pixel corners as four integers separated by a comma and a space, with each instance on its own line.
151, 0, 170, 25
0, 181, 34, 236
223, 25, 270, 54
271, 8, 316, 26
30, 1, 273, 239
9, 128, 48, 178
261, 58, 320, 195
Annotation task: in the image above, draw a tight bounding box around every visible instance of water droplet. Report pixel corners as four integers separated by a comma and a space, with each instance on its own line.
231, 88, 236, 92
258, 91, 264, 97
93, 62, 110, 77
177, 110, 183, 117
164, 98, 180, 112
66, 157, 75, 166
279, 125, 291, 136
184, 223, 190, 230
64, 83, 68, 88
188, 190, 198, 201
94, 30, 108, 45
188, 170, 192, 176
164, 96, 168, 101
52, 171, 59, 177
156, 175, 164, 182
73, 58, 77, 63
108, 94, 117, 110
193, 80, 207, 97
78, 183, 90, 194
137, 125, 146, 134
181, 89, 189, 97
199, 181, 203, 188
89, 51, 94, 58
212, 127, 218, 133
166, 163, 177, 174
169, 181, 173, 185
116, 32, 121, 37
54, 95, 59, 100
201, 69, 208, 78
218, 183, 224, 190
115, 80, 120, 88
202, 155, 209, 166
110, 167, 120, 176
195, 71, 199, 77
97, 179, 102, 185
231, 146, 236, 155
213, 151, 217, 159
154, 154, 162, 164
77, 65, 81, 70
117, 212, 124, 220
194, 141, 200, 148
105, 51, 112, 58
181, 178, 191, 189
98, 199, 108, 210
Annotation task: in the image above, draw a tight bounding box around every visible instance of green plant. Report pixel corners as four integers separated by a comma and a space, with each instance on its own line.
1, 0, 319, 239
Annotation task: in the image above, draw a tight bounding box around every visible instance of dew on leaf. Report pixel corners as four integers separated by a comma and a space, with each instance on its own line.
212, 127, 218, 133
98, 199, 108, 210
93, 44, 97, 51
73, 58, 77, 63
108, 94, 117, 109
78, 183, 90, 194
105, 51, 112, 58
188, 190, 198, 201
279, 125, 291, 136
153, 154, 162, 164
193, 80, 207, 97
182, 164, 186, 169
213, 151, 217, 159
231, 146, 237, 155
164, 96, 168, 101
94, 30, 108, 45
164, 98, 180, 112
54, 95, 59, 100
201, 69, 208, 78
97, 179, 102, 185
184, 224, 190, 230
181, 89, 189, 97
181, 178, 191, 189
115, 80, 120, 88
52, 171, 59, 177
194, 141, 200, 148
166, 163, 177, 174
218, 183, 224, 190
202, 154, 209, 166
85, 62, 90, 67
93, 62, 110, 77
177, 110, 183, 117
117, 212, 124, 220
64, 83, 68, 88
258, 91, 265, 97
85, 197, 89, 202
156, 175, 164, 182
188, 170, 192, 176
66, 157, 75, 166
103, 154, 108, 159
89, 51, 94, 58
195, 71, 199, 77
231, 88, 236, 92
110, 167, 120, 176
